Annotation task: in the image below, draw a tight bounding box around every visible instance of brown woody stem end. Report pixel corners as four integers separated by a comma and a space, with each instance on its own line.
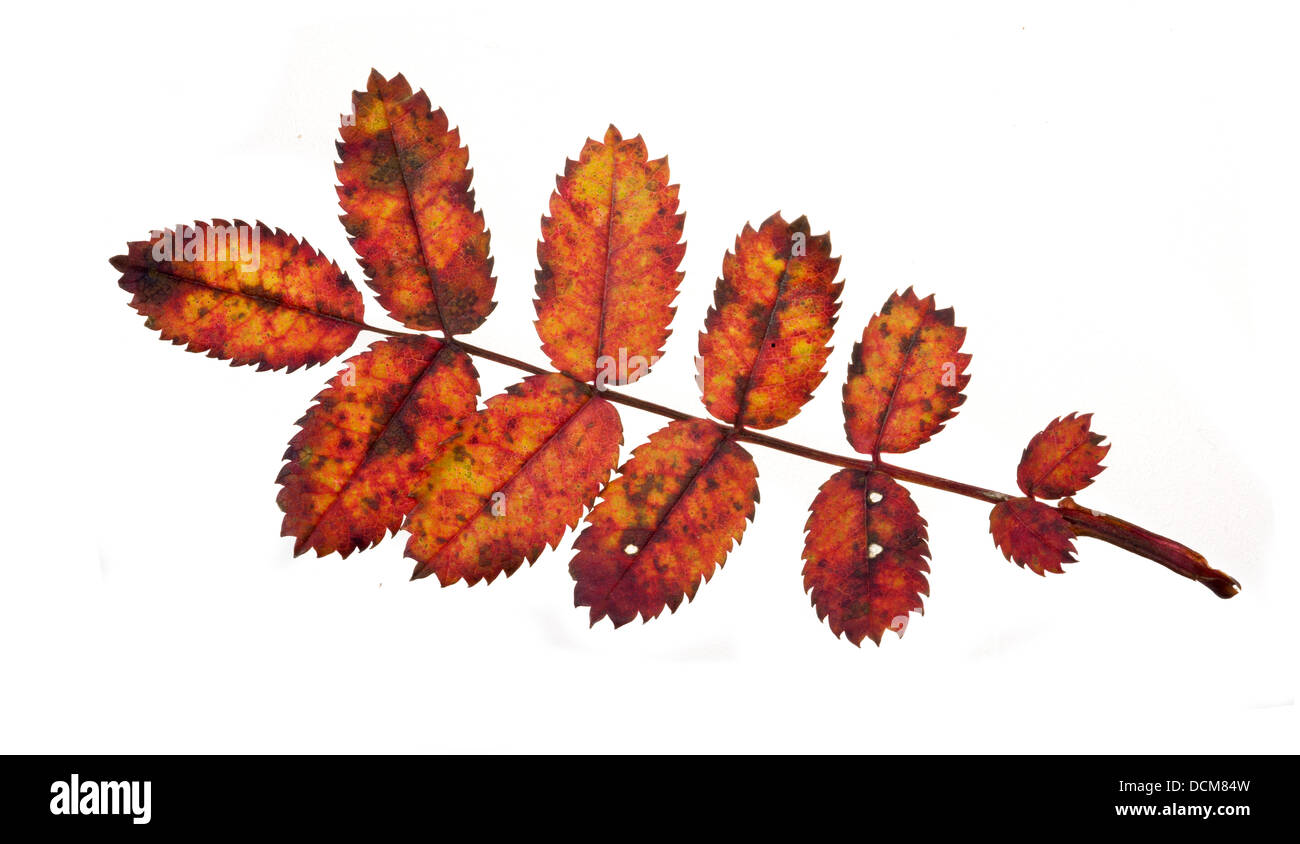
1059, 498, 1240, 599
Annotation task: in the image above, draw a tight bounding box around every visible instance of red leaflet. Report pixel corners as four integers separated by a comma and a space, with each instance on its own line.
403, 374, 622, 586
277, 337, 478, 557
337, 70, 495, 334
1017, 413, 1110, 499
843, 288, 970, 455
571, 419, 759, 627
534, 126, 685, 384
989, 497, 1078, 575
697, 214, 842, 429
112, 221, 363, 372
803, 470, 930, 646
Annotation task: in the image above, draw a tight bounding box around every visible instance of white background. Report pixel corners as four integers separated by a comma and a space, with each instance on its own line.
1, 1, 1294, 753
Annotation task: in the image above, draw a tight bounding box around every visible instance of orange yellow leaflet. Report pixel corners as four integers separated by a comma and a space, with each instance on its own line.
277, 337, 479, 557
403, 373, 623, 586
697, 213, 842, 429
337, 70, 495, 334
111, 221, 365, 372
843, 288, 971, 455
1017, 413, 1110, 499
534, 126, 685, 384
570, 419, 759, 627
989, 497, 1078, 576
803, 470, 930, 646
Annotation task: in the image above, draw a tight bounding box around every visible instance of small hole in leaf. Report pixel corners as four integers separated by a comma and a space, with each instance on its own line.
868, 491, 884, 505
624, 544, 639, 555
868, 543, 883, 559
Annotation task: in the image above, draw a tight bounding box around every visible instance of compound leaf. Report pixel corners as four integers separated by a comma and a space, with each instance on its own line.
337, 70, 495, 334
404, 373, 622, 586
1017, 413, 1109, 499
277, 336, 479, 557
843, 288, 970, 455
989, 497, 1077, 575
534, 126, 685, 384
111, 221, 364, 372
697, 213, 842, 429
803, 470, 930, 646
571, 418, 759, 627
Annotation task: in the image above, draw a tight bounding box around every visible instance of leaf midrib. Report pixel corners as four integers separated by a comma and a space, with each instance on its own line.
591, 141, 620, 379
125, 261, 365, 330
731, 252, 793, 428
299, 341, 452, 555
416, 388, 609, 577
601, 426, 733, 604
871, 319, 925, 456
1024, 428, 1095, 496
373, 85, 453, 336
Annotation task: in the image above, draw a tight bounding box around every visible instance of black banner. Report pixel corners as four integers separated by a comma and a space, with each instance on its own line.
2, 755, 1284, 832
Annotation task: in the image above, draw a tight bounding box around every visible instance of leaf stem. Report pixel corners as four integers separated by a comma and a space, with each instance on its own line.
351, 325, 1236, 598
1057, 499, 1240, 598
